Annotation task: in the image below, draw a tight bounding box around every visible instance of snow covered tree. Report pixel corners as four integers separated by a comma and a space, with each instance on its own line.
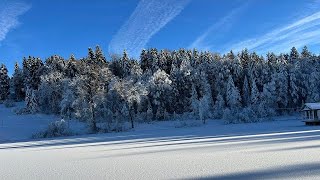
25, 87, 39, 113
12, 62, 25, 101
60, 82, 75, 122
289, 47, 299, 64
170, 58, 194, 114
125, 81, 148, 128
226, 75, 241, 109
288, 64, 300, 108
242, 75, 250, 107
273, 64, 289, 109
87, 47, 96, 64
120, 50, 131, 78
250, 78, 259, 106
95, 45, 107, 65
140, 49, 151, 72
72, 63, 101, 132
191, 84, 199, 116
213, 93, 225, 119
23, 56, 43, 90
38, 71, 64, 114
257, 80, 277, 118
149, 70, 172, 120
65, 54, 78, 79
239, 49, 250, 73
301, 46, 311, 58
0, 64, 10, 101
198, 95, 210, 124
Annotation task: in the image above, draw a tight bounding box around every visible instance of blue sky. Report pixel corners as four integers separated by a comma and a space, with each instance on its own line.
1, 0, 320, 73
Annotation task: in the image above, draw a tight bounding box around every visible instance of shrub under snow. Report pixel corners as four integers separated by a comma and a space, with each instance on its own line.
33, 119, 72, 138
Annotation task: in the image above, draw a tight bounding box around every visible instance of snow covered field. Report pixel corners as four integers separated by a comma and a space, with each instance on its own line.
1, 105, 320, 179
0, 103, 86, 142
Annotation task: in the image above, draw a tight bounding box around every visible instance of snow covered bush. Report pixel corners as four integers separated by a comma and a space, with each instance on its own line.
238, 107, 258, 123
223, 108, 238, 124
33, 119, 72, 138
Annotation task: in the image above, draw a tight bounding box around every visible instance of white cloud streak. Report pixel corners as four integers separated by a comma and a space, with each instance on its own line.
189, 4, 248, 51
0, 1, 31, 43
229, 10, 320, 54
108, 0, 190, 58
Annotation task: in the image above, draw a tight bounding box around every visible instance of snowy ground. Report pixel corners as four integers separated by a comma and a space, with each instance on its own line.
1, 105, 320, 179
0, 103, 86, 142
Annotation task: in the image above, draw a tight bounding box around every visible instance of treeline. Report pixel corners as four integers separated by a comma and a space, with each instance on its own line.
0, 46, 318, 132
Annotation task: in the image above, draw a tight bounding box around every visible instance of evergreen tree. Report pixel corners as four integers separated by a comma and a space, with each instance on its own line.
226, 75, 241, 109
87, 47, 96, 64
25, 87, 39, 113
120, 50, 131, 78
140, 49, 150, 72
12, 62, 25, 101
242, 75, 250, 107
65, 54, 78, 79
301, 46, 311, 58
213, 93, 225, 119
0, 64, 10, 101
149, 70, 172, 120
95, 45, 107, 65
289, 47, 299, 64
23, 56, 43, 90
250, 78, 259, 106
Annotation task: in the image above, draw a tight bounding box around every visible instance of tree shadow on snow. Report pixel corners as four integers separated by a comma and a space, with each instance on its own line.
190, 162, 320, 180
1, 128, 320, 154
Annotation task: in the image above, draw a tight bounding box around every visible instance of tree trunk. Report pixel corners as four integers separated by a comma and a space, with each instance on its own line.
90, 102, 97, 132
130, 110, 134, 129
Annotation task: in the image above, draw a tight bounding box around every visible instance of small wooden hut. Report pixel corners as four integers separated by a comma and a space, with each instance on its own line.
302, 103, 320, 125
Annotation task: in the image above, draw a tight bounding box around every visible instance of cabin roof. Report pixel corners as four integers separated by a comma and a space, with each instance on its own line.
303, 103, 320, 110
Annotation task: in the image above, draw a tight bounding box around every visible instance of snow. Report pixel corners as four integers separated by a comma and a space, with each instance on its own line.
0, 103, 86, 142
1, 105, 320, 179
303, 103, 320, 110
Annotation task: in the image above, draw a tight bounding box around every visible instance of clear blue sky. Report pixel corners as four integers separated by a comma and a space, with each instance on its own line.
1, 0, 320, 73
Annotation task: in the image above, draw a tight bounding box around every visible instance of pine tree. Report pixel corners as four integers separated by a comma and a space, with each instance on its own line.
73, 64, 100, 132
301, 46, 311, 58
0, 64, 10, 101
12, 62, 25, 101
25, 88, 39, 113
191, 84, 199, 116
149, 70, 172, 120
65, 54, 78, 79
23, 56, 43, 90
226, 75, 241, 109
250, 78, 259, 106
213, 93, 225, 119
95, 45, 107, 65
87, 47, 96, 64
199, 95, 210, 124
120, 50, 130, 78
239, 49, 250, 74
242, 75, 250, 107
140, 49, 150, 72
289, 47, 299, 64
38, 71, 64, 114
60, 83, 75, 122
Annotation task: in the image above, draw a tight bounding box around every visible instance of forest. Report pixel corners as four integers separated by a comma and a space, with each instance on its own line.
0, 46, 318, 132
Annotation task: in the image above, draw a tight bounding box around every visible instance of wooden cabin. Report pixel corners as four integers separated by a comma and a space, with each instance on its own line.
302, 103, 320, 125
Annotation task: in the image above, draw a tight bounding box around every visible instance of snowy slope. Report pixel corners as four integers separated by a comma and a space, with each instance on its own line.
1, 106, 320, 179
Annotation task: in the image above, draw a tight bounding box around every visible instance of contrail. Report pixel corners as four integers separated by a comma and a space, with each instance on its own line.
109, 0, 190, 58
